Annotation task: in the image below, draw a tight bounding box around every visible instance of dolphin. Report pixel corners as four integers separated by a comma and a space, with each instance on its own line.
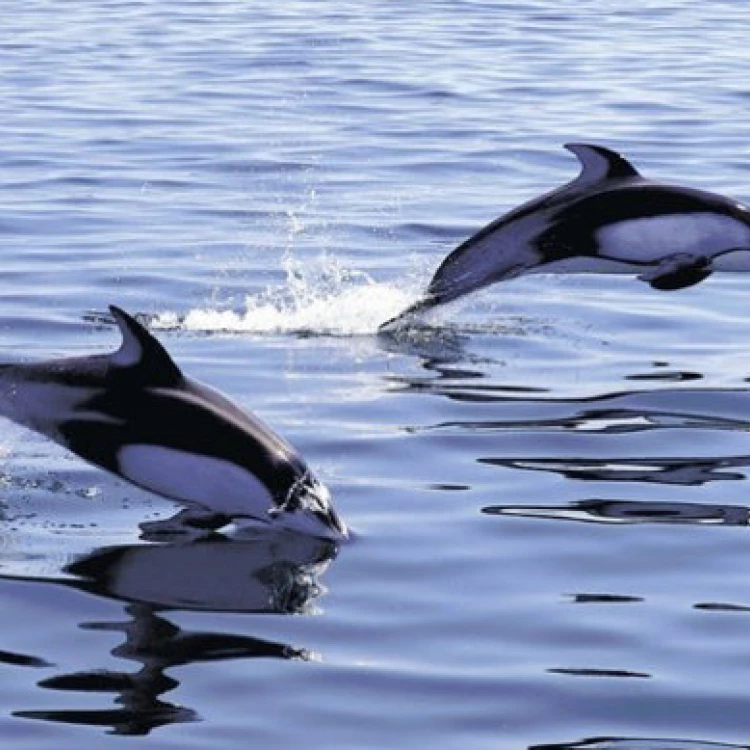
381, 143, 750, 327
0, 306, 347, 540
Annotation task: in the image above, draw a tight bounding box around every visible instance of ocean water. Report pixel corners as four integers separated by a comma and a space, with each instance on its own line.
2, 2, 750, 748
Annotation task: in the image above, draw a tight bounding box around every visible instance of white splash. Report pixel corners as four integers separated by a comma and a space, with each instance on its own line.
155, 253, 420, 336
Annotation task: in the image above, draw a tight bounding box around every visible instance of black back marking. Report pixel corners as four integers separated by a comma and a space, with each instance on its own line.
535, 185, 742, 260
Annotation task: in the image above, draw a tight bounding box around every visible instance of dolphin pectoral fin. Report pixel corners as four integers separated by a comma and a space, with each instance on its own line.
638, 254, 713, 291
139, 508, 233, 541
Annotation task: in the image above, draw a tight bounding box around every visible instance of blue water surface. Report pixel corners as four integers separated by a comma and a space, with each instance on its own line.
2, 2, 750, 748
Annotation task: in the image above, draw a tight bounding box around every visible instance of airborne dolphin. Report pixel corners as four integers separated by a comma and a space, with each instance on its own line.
0, 306, 347, 540
381, 144, 750, 327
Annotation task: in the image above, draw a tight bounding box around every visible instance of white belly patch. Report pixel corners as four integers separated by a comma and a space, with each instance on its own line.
596, 213, 750, 264
117, 444, 274, 517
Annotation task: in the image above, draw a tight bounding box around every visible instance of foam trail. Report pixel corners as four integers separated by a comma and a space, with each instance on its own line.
154, 254, 420, 336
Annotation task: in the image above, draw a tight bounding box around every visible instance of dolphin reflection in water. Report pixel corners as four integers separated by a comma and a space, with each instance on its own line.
382, 143, 750, 327
0, 306, 347, 540
8, 529, 336, 735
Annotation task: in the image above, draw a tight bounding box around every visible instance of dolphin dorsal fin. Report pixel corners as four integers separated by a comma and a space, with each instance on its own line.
564, 143, 641, 188
109, 305, 182, 384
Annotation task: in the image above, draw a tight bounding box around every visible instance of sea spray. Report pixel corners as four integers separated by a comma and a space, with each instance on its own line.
154, 253, 421, 336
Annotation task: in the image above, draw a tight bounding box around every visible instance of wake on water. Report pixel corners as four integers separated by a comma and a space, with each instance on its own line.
153, 253, 423, 337
146, 251, 574, 343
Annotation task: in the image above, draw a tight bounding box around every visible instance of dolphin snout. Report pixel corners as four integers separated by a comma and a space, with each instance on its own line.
272, 477, 349, 541
276, 503, 349, 542
314, 505, 349, 540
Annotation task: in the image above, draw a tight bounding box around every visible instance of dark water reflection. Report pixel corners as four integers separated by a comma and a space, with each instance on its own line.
3, 528, 336, 736
15, 604, 306, 736
485, 457, 750, 485
546, 667, 651, 679
0, 649, 53, 669
532, 737, 750, 750
385, 346, 750, 490
483, 499, 750, 526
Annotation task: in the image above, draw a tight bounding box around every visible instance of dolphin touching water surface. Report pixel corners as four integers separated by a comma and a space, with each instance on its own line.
0, 306, 347, 541
382, 143, 750, 327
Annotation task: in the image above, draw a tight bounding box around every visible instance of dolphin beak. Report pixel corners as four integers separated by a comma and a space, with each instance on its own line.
312, 504, 349, 540
273, 477, 349, 541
